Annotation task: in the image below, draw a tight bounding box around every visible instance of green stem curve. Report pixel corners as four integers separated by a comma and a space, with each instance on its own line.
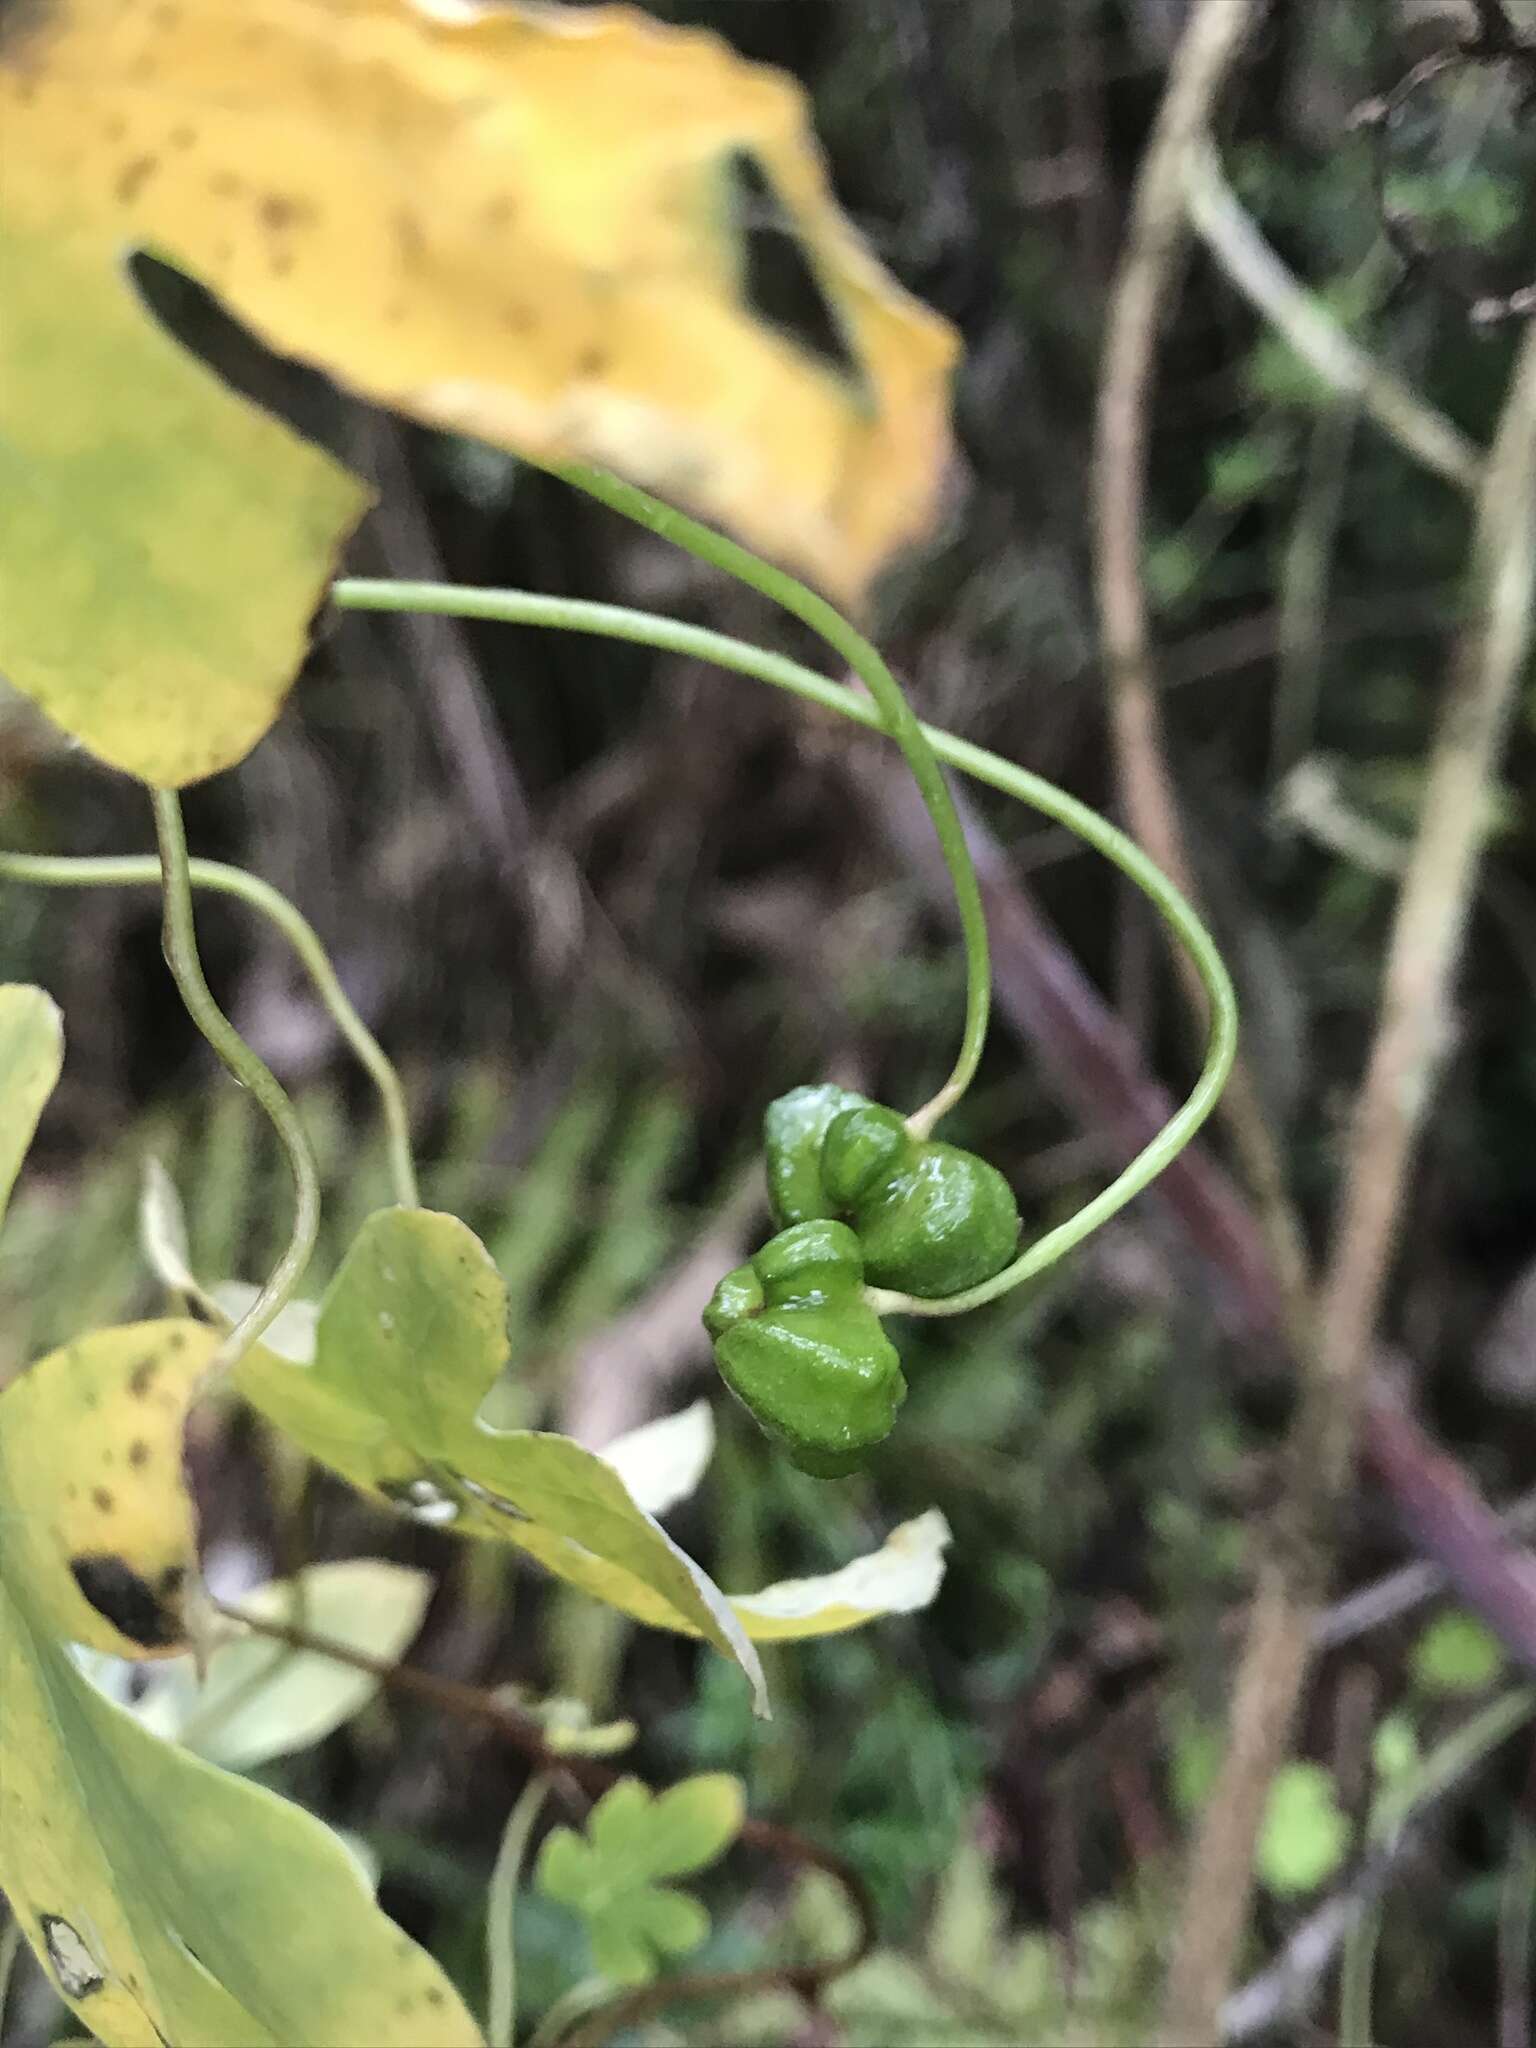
0, 848, 418, 1210
549, 462, 990, 1137
332, 576, 1239, 1315
149, 790, 321, 1372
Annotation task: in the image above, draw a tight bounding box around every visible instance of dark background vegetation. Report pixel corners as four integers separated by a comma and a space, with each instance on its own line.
3, 2, 1535, 2042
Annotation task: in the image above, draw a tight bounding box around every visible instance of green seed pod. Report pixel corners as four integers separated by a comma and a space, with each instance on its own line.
703, 1219, 905, 1477
821, 1103, 1020, 1297
762, 1083, 872, 1228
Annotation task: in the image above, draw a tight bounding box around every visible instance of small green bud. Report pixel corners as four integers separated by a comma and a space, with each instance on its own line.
703, 1220, 905, 1477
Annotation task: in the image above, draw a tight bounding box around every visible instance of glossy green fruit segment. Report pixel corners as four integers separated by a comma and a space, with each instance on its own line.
821, 1103, 1020, 1297
704, 1220, 905, 1477
763, 1083, 872, 1228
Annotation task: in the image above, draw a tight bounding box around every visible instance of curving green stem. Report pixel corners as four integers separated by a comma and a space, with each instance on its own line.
150, 790, 321, 1373
0, 846, 418, 1210
547, 462, 990, 1138
332, 577, 1238, 1315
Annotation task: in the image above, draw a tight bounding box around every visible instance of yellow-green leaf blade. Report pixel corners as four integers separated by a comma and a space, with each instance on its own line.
237, 1208, 767, 1711
0, 1574, 482, 2046
0, 983, 63, 1227
0, 181, 368, 784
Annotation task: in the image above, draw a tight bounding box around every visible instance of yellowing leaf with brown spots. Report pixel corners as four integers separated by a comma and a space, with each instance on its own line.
0, 1, 957, 786
0, 1320, 218, 1657
0, 1571, 483, 2045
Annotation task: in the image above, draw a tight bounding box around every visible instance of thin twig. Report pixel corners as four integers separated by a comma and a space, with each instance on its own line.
1092, 0, 1316, 1359
1314, 323, 1536, 1501
1163, 320, 1536, 2048
1093, 7, 1536, 2036
1183, 140, 1483, 494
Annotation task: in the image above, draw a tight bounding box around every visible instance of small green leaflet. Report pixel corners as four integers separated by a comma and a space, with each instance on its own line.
536, 1775, 746, 1985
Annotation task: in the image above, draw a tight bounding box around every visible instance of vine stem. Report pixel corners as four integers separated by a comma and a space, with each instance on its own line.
150, 790, 321, 1376
332, 577, 1238, 1312
546, 461, 988, 1140
1183, 140, 1483, 493
0, 846, 418, 1210
487, 1771, 552, 2048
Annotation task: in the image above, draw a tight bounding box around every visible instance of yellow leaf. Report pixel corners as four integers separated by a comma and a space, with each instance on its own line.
0, 118, 368, 785
0, 1320, 219, 1657
2, 0, 957, 646
0, 1573, 482, 2046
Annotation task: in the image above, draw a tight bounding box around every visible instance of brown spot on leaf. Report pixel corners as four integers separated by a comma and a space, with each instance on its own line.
208, 169, 243, 200
577, 347, 608, 378
259, 192, 310, 234
69, 1555, 183, 1648
270, 248, 294, 278
129, 1356, 158, 1397
91, 1487, 115, 1514
169, 124, 195, 151
128, 1439, 151, 1469
481, 195, 517, 230
394, 206, 426, 269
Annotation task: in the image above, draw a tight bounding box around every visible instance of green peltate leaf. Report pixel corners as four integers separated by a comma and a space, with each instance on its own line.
0, 984, 63, 1227
233, 1207, 768, 1713
1409, 1610, 1507, 1695
536, 1775, 744, 1986
1256, 1763, 1350, 1896
0, 1570, 481, 2045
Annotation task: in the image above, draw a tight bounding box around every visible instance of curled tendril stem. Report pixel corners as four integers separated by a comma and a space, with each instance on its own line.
545, 461, 991, 1140
149, 789, 321, 1378
333, 575, 1239, 1312
0, 845, 418, 1209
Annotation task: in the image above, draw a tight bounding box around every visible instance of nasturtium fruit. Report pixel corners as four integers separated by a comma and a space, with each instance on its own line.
763, 1084, 1021, 1298
704, 1219, 905, 1477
